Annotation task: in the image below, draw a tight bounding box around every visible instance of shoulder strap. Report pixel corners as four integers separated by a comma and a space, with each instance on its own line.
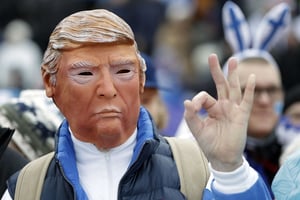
14, 151, 55, 200
164, 137, 210, 200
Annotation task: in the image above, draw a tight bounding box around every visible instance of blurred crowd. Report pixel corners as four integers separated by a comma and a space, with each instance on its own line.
1, 0, 300, 198
1, 0, 300, 134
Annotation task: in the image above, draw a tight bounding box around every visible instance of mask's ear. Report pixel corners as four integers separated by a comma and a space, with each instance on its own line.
253, 2, 291, 51
42, 67, 55, 98
137, 53, 146, 94
222, 1, 252, 53
139, 70, 145, 94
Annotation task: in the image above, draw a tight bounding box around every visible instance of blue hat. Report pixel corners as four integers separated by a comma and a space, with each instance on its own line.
141, 53, 168, 90
141, 53, 158, 89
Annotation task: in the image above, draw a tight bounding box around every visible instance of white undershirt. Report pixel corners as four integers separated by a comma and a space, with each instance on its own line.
71, 129, 137, 200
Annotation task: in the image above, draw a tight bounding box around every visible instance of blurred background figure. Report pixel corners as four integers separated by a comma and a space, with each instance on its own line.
275, 13, 300, 92
0, 90, 63, 160
221, 2, 290, 197
275, 84, 300, 164
0, 126, 28, 197
140, 53, 169, 134
279, 136, 300, 166
272, 142, 300, 199
0, 0, 298, 138
0, 19, 43, 90
152, 0, 230, 136
272, 86, 300, 200
236, 56, 283, 191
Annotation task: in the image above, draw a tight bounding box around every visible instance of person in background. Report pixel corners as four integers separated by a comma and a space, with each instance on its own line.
221, 1, 290, 196
276, 84, 300, 153
0, 126, 28, 197
278, 135, 300, 166
176, 1, 290, 197
140, 53, 169, 133
0, 89, 63, 160
272, 87, 300, 199
2, 9, 271, 199
235, 56, 283, 189
0, 19, 43, 90
272, 131, 300, 200
272, 85, 300, 199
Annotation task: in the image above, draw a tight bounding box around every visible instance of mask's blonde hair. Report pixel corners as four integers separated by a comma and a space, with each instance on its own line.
42, 9, 146, 85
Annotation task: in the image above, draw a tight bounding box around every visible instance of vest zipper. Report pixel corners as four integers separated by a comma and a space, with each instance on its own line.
104, 151, 113, 200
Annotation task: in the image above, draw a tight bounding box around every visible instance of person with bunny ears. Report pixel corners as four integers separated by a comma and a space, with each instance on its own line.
222, 0, 291, 197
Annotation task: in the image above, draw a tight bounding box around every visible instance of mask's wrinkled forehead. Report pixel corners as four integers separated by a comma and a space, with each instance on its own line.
49, 9, 135, 50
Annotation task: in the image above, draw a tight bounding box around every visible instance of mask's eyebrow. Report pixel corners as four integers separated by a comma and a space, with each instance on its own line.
109, 58, 137, 67
69, 61, 97, 69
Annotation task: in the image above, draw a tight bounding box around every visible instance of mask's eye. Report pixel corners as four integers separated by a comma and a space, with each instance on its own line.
78, 71, 93, 76
69, 69, 95, 84
117, 69, 131, 74
111, 66, 136, 81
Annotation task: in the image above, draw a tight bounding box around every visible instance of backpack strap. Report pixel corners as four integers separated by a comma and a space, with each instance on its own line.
165, 137, 210, 200
14, 151, 55, 200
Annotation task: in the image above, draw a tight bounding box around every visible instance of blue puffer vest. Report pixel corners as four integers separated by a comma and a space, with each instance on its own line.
7, 107, 186, 200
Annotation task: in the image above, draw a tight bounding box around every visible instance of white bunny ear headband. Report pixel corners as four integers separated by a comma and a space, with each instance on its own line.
222, 1, 291, 75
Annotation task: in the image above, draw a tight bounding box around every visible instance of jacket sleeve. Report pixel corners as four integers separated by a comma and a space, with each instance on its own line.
202, 158, 272, 200
272, 149, 300, 199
